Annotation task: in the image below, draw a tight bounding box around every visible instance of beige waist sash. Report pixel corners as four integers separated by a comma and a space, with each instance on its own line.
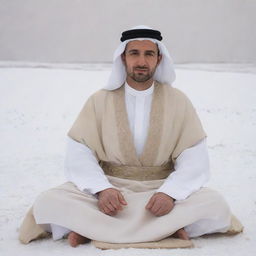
100, 161, 174, 181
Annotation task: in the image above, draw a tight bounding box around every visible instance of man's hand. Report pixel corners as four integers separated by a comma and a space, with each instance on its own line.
97, 188, 127, 216
146, 192, 175, 217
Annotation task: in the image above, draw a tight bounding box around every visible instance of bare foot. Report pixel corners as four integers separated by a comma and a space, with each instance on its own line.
173, 228, 190, 240
68, 231, 90, 247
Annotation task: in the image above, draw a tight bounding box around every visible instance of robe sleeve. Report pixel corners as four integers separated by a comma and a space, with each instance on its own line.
157, 138, 210, 200
171, 90, 207, 161
67, 91, 108, 161
64, 137, 114, 194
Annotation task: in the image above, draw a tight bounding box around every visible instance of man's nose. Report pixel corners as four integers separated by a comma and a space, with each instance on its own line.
137, 55, 147, 66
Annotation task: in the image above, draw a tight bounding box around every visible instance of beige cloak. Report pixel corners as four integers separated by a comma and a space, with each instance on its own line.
19, 82, 242, 246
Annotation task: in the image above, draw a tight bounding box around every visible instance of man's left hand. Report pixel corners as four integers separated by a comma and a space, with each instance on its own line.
145, 192, 175, 217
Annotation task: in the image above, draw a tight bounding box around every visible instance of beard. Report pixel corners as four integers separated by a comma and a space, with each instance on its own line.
127, 66, 156, 83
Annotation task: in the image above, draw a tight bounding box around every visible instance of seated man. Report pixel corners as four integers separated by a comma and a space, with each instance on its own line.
19, 25, 242, 248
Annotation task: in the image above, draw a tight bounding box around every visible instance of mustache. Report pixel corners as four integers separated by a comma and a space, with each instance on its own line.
134, 66, 148, 70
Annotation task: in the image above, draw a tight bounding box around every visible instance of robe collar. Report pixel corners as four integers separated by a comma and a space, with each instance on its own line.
124, 81, 155, 97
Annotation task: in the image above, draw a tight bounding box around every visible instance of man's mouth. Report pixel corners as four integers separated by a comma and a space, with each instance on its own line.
135, 68, 148, 72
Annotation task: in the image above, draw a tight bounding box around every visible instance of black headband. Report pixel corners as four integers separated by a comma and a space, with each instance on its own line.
120, 29, 162, 42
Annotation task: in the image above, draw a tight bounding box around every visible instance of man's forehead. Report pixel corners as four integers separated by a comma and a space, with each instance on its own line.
125, 40, 158, 51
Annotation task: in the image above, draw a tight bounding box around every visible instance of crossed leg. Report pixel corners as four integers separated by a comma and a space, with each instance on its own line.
67, 228, 189, 247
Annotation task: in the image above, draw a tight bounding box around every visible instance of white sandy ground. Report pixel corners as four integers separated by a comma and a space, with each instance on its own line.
0, 64, 256, 256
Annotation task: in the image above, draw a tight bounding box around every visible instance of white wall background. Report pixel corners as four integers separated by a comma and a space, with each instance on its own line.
0, 0, 255, 63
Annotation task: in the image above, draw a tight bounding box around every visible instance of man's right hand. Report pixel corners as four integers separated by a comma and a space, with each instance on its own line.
97, 188, 127, 216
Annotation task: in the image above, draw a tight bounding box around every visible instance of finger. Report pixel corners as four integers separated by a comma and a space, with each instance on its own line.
102, 205, 117, 216
106, 209, 117, 216
99, 199, 116, 213
109, 197, 123, 211
98, 204, 109, 215
105, 201, 116, 212
154, 206, 167, 217
99, 197, 116, 211
155, 202, 174, 216
118, 192, 127, 205
150, 202, 162, 215
146, 196, 156, 209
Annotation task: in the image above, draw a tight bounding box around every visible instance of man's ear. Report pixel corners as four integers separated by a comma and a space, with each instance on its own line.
157, 54, 162, 65
121, 53, 126, 64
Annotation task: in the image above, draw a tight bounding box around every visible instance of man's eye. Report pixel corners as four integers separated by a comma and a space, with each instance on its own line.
146, 53, 154, 56
130, 52, 138, 55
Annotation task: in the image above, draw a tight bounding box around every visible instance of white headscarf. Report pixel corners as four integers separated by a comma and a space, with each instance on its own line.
104, 25, 176, 90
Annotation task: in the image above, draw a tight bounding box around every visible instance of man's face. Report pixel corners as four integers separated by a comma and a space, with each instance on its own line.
122, 40, 162, 83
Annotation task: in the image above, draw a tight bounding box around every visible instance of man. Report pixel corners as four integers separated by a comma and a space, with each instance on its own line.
19, 25, 242, 248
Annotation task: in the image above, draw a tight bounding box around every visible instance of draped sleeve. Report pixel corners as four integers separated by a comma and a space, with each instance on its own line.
68, 90, 107, 161
171, 89, 207, 161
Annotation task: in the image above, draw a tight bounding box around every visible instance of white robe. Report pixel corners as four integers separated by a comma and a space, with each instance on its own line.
65, 82, 210, 200
49, 82, 226, 240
